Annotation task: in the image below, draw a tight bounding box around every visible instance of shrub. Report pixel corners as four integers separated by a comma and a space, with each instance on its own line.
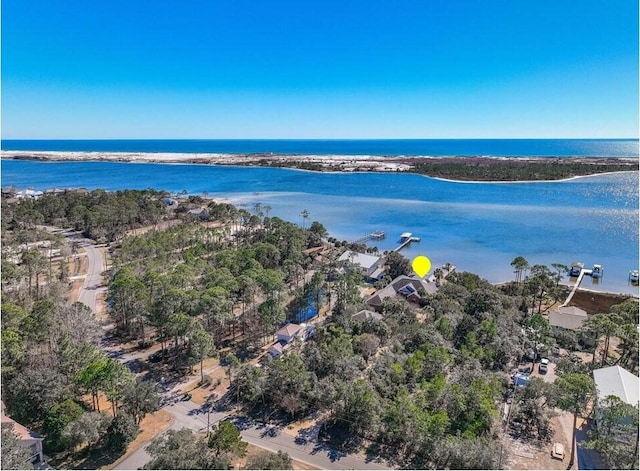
106, 412, 138, 453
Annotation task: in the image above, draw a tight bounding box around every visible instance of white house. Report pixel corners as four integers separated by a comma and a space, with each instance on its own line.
593, 365, 639, 408
338, 250, 384, 280
275, 323, 303, 344
592, 365, 639, 434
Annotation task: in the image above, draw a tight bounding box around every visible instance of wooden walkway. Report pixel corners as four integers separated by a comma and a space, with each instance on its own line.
393, 236, 420, 252
560, 269, 590, 307
349, 231, 386, 245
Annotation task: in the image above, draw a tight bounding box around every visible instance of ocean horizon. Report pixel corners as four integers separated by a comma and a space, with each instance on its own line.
2, 138, 639, 158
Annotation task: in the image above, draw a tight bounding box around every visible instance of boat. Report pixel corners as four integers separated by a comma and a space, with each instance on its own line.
629, 270, 639, 283
400, 232, 412, 241
591, 264, 603, 279
568, 262, 583, 277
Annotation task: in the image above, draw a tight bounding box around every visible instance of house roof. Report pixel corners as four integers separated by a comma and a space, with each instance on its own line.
549, 306, 588, 330
269, 343, 284, 353
276, 323, 302, 337
593, 365, 640, 407
338, 251, 380, 270
559, 306, 588, 316
366, 275, 437, 307
352, 310, 383, 322
1, 413, 43, 441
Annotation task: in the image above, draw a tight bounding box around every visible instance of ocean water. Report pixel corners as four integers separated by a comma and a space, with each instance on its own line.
2, 138, 639, 158
2, 159, 638, 295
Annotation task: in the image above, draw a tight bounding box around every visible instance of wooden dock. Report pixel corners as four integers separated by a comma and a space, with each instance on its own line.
561, 269, 589, 307
349, 230, 386, 245
393, 235, 421, 252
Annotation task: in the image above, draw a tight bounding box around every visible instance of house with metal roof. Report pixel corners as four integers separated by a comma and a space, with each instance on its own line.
548, 306, 595, 346
592, 365, 639, 436
337, 250, 384, 280
593, 365, 639, 407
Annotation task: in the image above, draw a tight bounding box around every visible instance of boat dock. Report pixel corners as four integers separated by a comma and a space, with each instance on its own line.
349, 230, 386, 245
393, 232, 421, 252
561, 268, 589, 307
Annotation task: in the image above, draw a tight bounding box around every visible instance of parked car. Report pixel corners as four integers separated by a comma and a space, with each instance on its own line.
539, 357, 549, 374
551, 442, 565, 460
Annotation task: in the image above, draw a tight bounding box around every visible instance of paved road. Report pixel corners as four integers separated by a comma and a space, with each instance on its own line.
116, 399, 390, 470
77, 240, 106, 314
61, 231, 391, 470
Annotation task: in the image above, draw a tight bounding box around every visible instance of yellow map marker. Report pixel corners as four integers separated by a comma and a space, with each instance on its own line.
412, 255, 432, 278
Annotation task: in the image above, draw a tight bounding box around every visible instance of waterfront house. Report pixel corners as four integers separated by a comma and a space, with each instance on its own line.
338, 250, 385, 281
1, 401, 46, 467
366, 275, 438, 310
548, 306, 595, 346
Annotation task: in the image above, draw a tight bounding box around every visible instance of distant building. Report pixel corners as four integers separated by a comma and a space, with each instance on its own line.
338, 250, 384, 280
366, 275, 438, 309
15, 189, 44, 199
1, 401, 46, 467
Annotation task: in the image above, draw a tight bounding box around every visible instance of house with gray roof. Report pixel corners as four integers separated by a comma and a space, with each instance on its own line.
366, 275, 438, 310
352, 309, 384, 323
548, 306, 594, 346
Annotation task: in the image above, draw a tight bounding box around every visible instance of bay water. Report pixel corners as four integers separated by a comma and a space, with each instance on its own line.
2, 157, 638, 295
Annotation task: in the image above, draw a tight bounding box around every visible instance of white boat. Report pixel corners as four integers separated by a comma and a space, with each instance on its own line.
591, 264, 603, 279
400, 232, 412, 240
630, 270, 639, 283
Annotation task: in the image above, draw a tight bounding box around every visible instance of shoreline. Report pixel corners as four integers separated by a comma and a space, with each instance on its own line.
2, 150, 638, 183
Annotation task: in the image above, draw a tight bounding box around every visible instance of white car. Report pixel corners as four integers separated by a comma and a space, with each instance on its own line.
539, 358, 549, 374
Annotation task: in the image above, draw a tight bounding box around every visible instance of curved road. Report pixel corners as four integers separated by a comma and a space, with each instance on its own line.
67, 231, 390, 470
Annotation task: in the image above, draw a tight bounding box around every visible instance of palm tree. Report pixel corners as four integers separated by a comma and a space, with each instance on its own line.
554, 373, 595, 468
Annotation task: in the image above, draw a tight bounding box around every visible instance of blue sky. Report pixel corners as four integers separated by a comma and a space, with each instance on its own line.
2, 1, 638, 138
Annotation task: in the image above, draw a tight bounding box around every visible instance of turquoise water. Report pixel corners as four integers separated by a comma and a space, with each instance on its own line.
1, 159, 638, 295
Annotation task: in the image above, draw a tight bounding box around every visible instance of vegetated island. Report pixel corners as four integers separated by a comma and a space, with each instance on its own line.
3, 150, 638, 181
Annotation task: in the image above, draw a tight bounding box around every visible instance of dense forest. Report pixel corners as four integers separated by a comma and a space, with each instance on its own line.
257, 157, 638, 181
1, 189, 638, 470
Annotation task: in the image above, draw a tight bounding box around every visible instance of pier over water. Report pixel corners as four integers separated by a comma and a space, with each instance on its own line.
349, 231, 386, 245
